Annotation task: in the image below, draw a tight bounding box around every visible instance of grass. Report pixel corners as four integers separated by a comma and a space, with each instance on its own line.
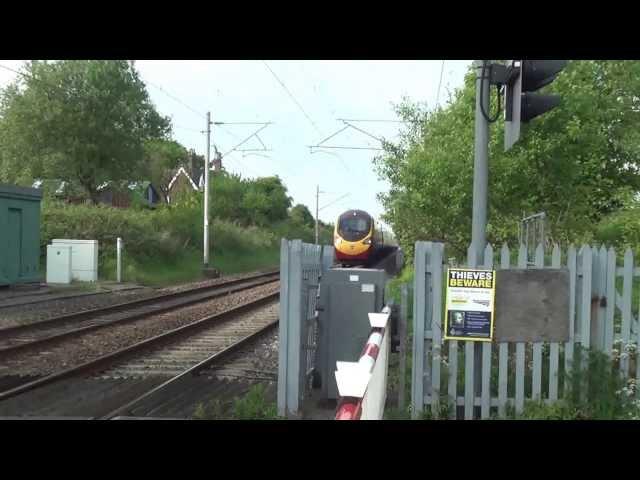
100, 246, 279, 287
192, 384, 281, 420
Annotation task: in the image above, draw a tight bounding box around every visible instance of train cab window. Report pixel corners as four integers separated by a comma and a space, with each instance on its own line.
338, 212, 371, 241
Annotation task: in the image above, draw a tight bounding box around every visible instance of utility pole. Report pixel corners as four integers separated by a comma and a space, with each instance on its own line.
315, 185, 322, 244
204, 111, 212, 268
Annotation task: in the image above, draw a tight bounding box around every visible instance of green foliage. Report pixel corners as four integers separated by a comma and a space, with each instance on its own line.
594, 201, 640, 255
192, 384, 280, 420
210, 172, 294, 227
502, 349, 640, 420
375, 61, 640, 257
232, 384, 279, 419
385, 266, 414, 305
290, 203, 315, 227
0, 60, 170, 201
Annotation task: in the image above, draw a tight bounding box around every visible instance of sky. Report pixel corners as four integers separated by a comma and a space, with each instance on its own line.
0, 60, 472, 231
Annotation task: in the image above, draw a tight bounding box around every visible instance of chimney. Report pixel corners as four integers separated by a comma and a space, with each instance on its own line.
213, 150, 222, 172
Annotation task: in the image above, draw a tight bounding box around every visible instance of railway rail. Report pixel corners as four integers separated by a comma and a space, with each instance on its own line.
0, 270, 278, 359
0, 292, 279, 418
0, 288, 129, 310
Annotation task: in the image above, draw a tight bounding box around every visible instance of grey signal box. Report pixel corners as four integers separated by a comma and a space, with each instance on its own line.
316, 268, 388, 400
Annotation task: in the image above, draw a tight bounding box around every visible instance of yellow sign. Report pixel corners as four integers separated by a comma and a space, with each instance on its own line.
444, 268, 496, 342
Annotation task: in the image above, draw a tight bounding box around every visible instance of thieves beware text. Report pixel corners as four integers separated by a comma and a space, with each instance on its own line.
444, 268, 496, 342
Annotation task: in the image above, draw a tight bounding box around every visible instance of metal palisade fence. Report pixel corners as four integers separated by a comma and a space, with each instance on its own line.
277, 239, 333, 418
412, 241, 640, 419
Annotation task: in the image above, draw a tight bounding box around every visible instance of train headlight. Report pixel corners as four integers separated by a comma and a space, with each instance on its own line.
363, 238, 372, 245
335, 237, 342, 245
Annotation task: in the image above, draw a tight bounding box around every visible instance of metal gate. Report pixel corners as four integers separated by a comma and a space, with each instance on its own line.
277, 239, 333, 418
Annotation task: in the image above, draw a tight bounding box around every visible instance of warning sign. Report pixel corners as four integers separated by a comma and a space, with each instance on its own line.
444, 268, 496, 342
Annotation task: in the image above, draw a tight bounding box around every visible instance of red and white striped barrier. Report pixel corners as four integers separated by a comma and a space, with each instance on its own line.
335, 306, 391, 420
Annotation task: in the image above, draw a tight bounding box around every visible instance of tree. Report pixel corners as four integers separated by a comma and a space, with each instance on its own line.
375, 61, 640, 257
211, 171, 247, 221
0, 60, 170, 202
143, 138, 188, 202
242, 176, 292, 226
290, 203, 314, 227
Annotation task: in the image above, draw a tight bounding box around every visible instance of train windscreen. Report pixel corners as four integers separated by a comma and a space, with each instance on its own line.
338, 212, 371, 241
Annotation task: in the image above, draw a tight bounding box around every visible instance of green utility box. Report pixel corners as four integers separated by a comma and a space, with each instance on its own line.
0, 184, 43, 286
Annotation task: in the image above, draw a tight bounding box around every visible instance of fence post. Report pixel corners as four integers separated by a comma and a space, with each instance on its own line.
116, 237, 123, 283
465, 244, 478, 420
480, 243, 493, 419
399, 283, 408, 411
515, 244, 527, 415
497, 243, 510, 417
277, 239, 290, 417
621, 248, 633, 377
430, 243, 444, 417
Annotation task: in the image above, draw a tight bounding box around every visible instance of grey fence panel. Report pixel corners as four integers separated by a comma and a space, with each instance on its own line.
596, 246, 608, 350
415, 239, 640, 419
566, 245, 577, 386
531, 244, 544, 401
411, 241, 429, 418
497, 243, 510, 416
399, 284, 409, 410
480, 244, 493, 419
605, 247, 616, 356
512, 244, 527, 414
549, 244, 562, 401
277, 239, 324, 418
277, 240, 291, 417
447, 339, 458, 419
581, 245, 593, 350
464, 245, 478, 420
621, 248, 633, 376
430, 243, 444, 416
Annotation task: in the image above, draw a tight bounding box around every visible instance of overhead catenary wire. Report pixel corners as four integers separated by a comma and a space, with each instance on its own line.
173, 124, 204, 133
436, 59, 445, 108
144, 79, 206, 120
0, 62, 78, 103
220, 123, 272, 158
319, 192, 351, 211
262, 61, 322, 136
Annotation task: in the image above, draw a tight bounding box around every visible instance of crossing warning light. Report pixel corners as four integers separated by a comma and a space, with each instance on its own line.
504, 60, 568, 151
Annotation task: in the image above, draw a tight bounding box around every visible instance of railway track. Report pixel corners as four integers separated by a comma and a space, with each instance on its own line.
0, 270, 278, 359
0, 292, 279, 418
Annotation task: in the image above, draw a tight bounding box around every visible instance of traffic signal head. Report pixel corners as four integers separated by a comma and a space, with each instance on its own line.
521, 60, 568, 91
504, 60, 568, 151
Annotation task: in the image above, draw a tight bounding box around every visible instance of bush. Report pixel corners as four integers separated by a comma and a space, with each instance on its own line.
40, 199, 282, 285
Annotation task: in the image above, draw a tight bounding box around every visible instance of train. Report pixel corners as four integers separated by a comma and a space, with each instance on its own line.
333, 209, 384, 266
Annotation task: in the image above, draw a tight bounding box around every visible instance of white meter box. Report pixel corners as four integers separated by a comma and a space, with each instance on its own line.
51, 239, 99, 282
46, 245, 72, 284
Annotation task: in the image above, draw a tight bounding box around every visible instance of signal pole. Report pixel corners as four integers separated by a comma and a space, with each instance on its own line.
204, 111, 211, 268
471, 60, 490, 262
470, 60, 491, 417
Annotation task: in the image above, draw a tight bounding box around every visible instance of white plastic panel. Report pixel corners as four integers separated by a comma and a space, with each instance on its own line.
51, 239, 98, 282
46, 245, 72, 284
